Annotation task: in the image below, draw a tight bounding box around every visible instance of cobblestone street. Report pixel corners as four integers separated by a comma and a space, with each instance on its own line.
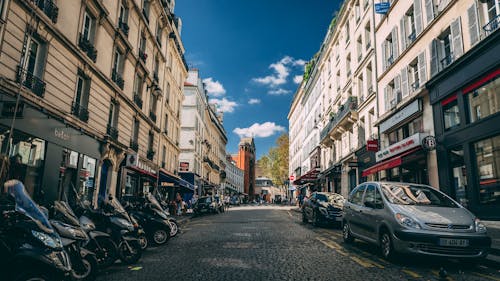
96, 206, 500, 281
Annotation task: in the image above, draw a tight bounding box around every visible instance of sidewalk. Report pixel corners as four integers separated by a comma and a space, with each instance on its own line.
484, 221, 500, 264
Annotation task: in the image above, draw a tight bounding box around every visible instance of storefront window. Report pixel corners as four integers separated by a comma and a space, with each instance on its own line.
443, 100, 460, 130
79, 156, 96, 202
123, 172, 138, 196
474, 135, 500, 206
449, 148, 468, 207
466, 76, 500, 123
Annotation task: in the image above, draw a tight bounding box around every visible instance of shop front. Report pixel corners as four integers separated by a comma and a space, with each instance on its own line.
118, 153, 158, 199
427, 30, 500, 219
159, 169, 195, 204
355, 144, 377, 184
0, 94, 101, 208
319, 164, 341, 194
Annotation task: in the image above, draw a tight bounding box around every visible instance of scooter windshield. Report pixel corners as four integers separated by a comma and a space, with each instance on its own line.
54, 201, 80, 226
6, 180, 54, 234
109, 198, 127, 214
146, 193, 164, 212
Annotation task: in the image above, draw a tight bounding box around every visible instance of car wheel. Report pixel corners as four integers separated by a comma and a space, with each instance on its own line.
380, 230, 395, 260
342, 221, 354, 243
302, 210, 308, 223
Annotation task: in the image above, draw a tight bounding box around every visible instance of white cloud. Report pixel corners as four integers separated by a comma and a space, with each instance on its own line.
248, 98, 261, 104
233, 122, 286, 138
252, 56, 306, 88
203, 78, 226, 97
268, 88, 291, 95
209, 98, 238, 113
293, 75, 303, 84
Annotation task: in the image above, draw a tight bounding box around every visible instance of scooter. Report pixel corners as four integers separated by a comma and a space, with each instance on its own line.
0, 180, 72, 281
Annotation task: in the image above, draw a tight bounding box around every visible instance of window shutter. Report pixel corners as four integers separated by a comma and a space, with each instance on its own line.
414, 0, 423, 35
430, 40, 439, 77
384, 86, 389, 111
401, 67, 409, 98
394, 75, 401, 103
451, 18, 464, 59
425, 0, 434, 24
438, 0, 450, 13
392, 27, 399, 59
381, 41, 387, 71
468, 2, 480, 46
418, 51, 427, 84
400, 18, 407, 51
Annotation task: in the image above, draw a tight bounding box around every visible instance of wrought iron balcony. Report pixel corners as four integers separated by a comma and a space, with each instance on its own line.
149, 111, 157, 123
147, 149, 155, 160
483, 14, 500, 37
106, 124, 119, 140
31, 0, 58, 23
139, 50, 147, 62
71, 101, 89, 122
111, 69, 124, 90
119, 21, 129, 36
130, 140, 139, 152
153, 72, 159, 82
440, 54, 454, 69
78, 33, 97, 62
320, 96, 358, 143
16, 66, 46, 97
133, 93, 143, 109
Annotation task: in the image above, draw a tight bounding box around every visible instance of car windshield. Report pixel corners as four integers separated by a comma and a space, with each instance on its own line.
199, 197, 211, 203
7, 180, 54, 234
316, 193, 343, 204
380, 183, 458, 207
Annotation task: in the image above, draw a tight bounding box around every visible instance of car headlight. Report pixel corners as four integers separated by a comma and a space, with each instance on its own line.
395, 213, 421, 229
475, 218, 487, 233
318, 207, 328, 215
32, 230, 62, 249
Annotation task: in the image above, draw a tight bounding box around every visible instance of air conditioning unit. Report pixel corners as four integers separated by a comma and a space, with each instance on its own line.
126, 153, 139, 167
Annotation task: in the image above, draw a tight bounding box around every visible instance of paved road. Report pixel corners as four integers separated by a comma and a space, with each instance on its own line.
97, 206, 500, 281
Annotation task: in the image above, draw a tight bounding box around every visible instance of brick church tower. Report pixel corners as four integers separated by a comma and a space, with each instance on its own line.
232, 138, 256, 200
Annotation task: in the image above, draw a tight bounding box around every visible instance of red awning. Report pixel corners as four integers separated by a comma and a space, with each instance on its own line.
362, 147, 421, 177
293, 169, 320, 185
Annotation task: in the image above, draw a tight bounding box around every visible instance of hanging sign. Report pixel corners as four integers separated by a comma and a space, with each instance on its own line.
422, 135, 437, 151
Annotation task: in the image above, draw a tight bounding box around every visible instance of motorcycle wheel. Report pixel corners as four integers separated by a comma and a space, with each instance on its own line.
169, 220, 179, 237
118, 240, 142, 265
138, 234, 148, 250
72, 254, 99, 281
152, 229, 169, 245
92, 237, 118, 268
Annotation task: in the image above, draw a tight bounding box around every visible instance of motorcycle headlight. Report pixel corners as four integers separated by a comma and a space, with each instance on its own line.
475, 218, 487, 233
318, 207, 328, 215
395, 213, 421, 229
31, 230, 63, 249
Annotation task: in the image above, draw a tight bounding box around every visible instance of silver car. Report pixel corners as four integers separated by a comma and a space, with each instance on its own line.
342, 182, 491, 260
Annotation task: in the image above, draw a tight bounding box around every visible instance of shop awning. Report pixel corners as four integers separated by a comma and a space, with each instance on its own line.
159, 171, 194, 191
293, 169, 320, 185
362, 147, 421, 177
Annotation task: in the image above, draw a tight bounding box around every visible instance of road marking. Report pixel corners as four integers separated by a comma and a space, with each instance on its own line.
316, 237, 348, 256
401, 269, 422, 279
287, 211, 292, 217
471, 272, 500, 281
349, 256, 374, 268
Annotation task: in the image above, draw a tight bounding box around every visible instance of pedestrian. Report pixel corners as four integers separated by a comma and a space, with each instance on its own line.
175, 192, 182, 215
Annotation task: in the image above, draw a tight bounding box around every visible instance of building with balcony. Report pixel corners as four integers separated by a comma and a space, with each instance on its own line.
222, 155, 244, 196
0, 0, 187, 207
288, 83, 305, 185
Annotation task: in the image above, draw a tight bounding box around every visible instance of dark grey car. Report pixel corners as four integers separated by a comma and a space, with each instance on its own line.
342, 182, 491, 260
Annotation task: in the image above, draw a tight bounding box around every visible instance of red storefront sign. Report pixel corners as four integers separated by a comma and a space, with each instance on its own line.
367, 140, 379, 151
179, 162, 189, 172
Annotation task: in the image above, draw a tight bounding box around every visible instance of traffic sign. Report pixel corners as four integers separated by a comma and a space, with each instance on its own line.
289, 175, 295, 181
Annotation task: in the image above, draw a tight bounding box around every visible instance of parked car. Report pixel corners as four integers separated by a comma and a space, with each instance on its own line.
193, 196, 219, 215
302, 192, 344, 227
342, 182, 491, 261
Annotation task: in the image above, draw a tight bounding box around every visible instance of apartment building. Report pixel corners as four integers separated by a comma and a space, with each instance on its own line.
0, 0, 187, 207
222, 154, 244, 196
288, 85, 304, 180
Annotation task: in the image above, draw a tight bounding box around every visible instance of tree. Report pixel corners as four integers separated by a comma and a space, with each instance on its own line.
257, 134, 289, 186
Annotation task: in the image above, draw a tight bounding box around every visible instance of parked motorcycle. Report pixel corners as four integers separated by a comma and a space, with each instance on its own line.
0, 180, 72, 281
81, 196, 143, 264
122, 193, 171, 247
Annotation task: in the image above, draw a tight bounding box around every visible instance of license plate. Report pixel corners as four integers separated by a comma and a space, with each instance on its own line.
439, 238, 469, 247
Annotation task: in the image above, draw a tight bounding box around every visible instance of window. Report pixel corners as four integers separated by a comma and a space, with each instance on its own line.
147, 131, 155, 160
474, 135, 500, 206
401, 5, 417, 50
346, 53, 351, 77
365, 22, 371, 50
112, 49, 124, 89
0, 0, 8, 22
72, 73, 90, 122
156, 22, 162, 46
131, 118, 139, 151
345, 22, 350, 42
382, 28, 398, 70
118, 2, 129, 35
162, 145, 166, 168
18, 34, 47, 97
133, 73, 144, 108
356, 36, 363, 62
107, 100, 119, 139
449, 148, 468, 207
443, 97, 460, 130
154, 55, 159, 82
149, 91, 157, 122
363, 184, 383, 207
165, 82, 170, 104
142, 0, 150, 21
430, 19, 463, 76
466, 76, 500, 123
82, 11, 95, 42
355, 1, 360, 22
349, 184, 366, 205
164, 114, 169, 133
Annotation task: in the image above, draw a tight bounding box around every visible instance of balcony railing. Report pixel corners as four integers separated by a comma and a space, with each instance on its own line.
78, 33, 97, 62
139, 50, 147, 62
320, 96, 358, 142
133, 93, 143, 109
16, 66, 46, 97
106, 124, 119, 140
130, 140, 139, 152
153, 72, 159, 82
112, 69, 124, 90
411, 80, 420, 91
440, 54, 454, 69
149, 111, 157, 123
119, 21, 129, 36
147, 149, 155, 160
71, 101, 89, 122
483, 14, 500, 36
31, 0, 58, 23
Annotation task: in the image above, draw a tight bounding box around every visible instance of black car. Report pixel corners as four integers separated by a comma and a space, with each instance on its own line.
193, 196, 219, 215
302, 192, 344, 227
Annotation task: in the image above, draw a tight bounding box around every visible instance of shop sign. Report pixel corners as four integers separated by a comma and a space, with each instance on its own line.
126, 153, 139, 167
179, 162, 189, 172
161, 182, 174, 187
54, 128, 71, 141
138, 159, 156, 175
348, 161, 359, 167
367, 140, 379, 151
422, 136, 437, 151
376, 133, 426, 162
379, 100, 421, 133
1, 102, 24, 118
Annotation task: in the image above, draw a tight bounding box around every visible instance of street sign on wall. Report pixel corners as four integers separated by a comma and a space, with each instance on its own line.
367, 140, 379, 151
289, 175, 295, 181
375, 2, 390, 14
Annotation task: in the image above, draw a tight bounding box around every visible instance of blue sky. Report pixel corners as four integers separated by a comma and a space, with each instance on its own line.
176, 0, 341, 159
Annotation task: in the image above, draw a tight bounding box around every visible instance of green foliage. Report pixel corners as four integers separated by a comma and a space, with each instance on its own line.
256, 134, 289, 186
